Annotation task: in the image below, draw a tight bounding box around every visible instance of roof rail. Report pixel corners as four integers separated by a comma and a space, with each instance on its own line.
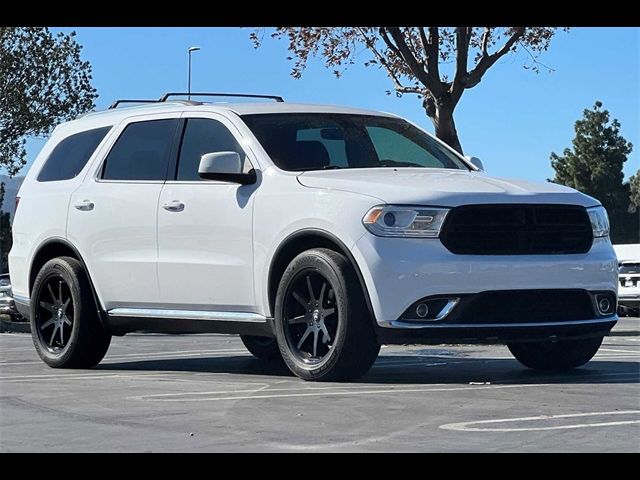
159, 92, 285, 103
108, 99, 160, 109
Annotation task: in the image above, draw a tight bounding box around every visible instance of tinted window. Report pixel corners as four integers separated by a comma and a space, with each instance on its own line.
242, 113, 468, 172
102, 119, 178, 181
620, 263, 640, 274
176, 118, 247, 181
38, 127, 111, 182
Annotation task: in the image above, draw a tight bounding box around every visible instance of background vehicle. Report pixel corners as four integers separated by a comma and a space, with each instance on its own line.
0, 273, 23, 322
8, 93, 619, 381
614, 244, 640, 316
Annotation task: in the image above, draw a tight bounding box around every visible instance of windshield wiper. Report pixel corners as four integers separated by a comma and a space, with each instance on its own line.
322, 165, 343, 170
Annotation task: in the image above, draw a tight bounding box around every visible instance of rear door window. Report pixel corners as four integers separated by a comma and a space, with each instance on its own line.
38, 127, 111, 182
101, 119, 179, 181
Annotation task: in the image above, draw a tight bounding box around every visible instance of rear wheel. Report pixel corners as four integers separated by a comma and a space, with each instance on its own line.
31, 257, 111, 368
507, 336, 603, 371
240, 335, 282, 363
274, 248, 380, 381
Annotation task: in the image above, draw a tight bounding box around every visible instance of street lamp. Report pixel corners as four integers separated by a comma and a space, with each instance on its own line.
188, 46, 201, 100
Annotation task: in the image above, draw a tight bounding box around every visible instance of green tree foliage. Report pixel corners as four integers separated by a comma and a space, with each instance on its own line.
251, 27, 567, 153
629, 171, 640, 214
0, 184, 12, 272
0, 27, 97, 176
551, 101, 638, 243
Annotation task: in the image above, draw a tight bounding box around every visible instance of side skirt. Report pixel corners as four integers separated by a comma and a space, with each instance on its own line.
105, 308, 275, 337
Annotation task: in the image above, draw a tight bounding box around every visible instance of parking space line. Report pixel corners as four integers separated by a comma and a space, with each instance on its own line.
599, 348, 640, 354
439, 410, 640, 432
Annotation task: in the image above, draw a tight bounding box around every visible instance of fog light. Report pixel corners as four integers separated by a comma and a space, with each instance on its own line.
415, 303, 429, 318
598, 297, 612, 314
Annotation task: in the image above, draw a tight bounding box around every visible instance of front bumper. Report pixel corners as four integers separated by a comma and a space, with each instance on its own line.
351, 234, 618, 325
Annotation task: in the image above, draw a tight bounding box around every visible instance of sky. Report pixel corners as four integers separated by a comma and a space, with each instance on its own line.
17, 27, 640, 182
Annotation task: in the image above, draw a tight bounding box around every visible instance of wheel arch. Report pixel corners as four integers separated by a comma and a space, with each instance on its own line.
29, 238, 108, 326
266, 229, 376, 324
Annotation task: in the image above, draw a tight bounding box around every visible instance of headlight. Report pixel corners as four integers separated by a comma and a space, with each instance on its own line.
587, 206, 610, 238
362, 205, 449, 238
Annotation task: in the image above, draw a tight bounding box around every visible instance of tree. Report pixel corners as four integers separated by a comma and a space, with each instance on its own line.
0, 27, 97, 176
0, 183, 12, 272
629, 171, 640, 214
550, 101, 637, 243
250, 27, 566, 153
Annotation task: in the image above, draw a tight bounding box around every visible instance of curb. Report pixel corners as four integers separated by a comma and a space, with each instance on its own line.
0, 318, 31, 333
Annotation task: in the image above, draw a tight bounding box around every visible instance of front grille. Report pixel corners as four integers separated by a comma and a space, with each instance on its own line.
431, 289, 597, 325
440, 204, 593, 255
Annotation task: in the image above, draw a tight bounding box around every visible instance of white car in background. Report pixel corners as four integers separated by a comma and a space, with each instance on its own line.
614, 244, 640, 316
8, 92, 619, 381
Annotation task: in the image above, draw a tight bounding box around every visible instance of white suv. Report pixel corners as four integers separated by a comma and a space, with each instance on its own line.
9, 93, 619, 381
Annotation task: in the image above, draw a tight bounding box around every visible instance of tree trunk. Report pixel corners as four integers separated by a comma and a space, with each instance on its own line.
423, 96, 464, 155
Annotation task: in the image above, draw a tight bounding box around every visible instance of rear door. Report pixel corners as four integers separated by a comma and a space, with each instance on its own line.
156, 113, 258, 311
68, 114, 181, 310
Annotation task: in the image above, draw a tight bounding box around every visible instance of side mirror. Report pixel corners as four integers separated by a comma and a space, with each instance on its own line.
465, 156, 484, 172
198, 152, 256, 185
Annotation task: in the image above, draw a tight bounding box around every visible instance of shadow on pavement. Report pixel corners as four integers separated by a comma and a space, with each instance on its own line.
96, 354, 640, 385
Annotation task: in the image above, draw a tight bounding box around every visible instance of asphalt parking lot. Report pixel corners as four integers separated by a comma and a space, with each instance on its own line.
1, 319, 639, 452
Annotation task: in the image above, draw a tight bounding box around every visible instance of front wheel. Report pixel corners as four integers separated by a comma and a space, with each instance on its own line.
30, 256, 111, 368
274, 248, 380, 381
507, 336, 603, 371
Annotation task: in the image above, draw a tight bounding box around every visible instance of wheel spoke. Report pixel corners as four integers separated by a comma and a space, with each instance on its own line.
323, 308, 335, 317
297, 325, 313, 350
58, 281, 63, 307
288, 314, 307, 325
62, 297, 71, 312
312, 329, 318, 357
47, 284, 57, 303
49, 324, 59, 347
320, 323, 331, 344
40, 317, 55, 330
318, 282, 326, 306
39, 301, 56, 313
59, 321, 65, 344
292, 291, 308, 308
63, 316, 72, 326
306, 276, 315, 302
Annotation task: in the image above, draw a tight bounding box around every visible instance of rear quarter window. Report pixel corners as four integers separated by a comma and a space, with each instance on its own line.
37, 126, 111, 182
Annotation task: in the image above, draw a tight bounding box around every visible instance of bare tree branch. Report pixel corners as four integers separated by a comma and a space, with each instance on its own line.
425, 27, 441, 87
451, 27, 471, 104
385, 27, 440, 94
481, 27, 491, 57
464, 27, 525, 88
356, 28, 422, 95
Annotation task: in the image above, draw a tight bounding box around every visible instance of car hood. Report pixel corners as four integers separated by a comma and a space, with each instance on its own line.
297, 168, 599, 207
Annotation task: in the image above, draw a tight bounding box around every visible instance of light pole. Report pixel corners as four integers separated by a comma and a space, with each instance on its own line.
187, 46, 201, 100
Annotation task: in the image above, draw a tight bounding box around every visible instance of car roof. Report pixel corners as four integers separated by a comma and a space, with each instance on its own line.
59, 102, 398, 132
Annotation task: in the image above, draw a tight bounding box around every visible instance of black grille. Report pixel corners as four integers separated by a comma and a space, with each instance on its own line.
448, 290, 595, 325
440, 204, 593, 255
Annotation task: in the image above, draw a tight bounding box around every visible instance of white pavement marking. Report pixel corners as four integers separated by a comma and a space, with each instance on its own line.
439, 410, 640, 432
599, 348, 640, 354
135, 372, 640, 403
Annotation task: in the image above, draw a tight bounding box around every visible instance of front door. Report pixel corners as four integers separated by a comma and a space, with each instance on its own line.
157, 114, 258, 312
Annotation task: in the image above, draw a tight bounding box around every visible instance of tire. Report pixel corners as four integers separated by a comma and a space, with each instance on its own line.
30, 256, 111, 368
240, 335, 283, 363
507, 336, 603, 371
274, 248, 380, 381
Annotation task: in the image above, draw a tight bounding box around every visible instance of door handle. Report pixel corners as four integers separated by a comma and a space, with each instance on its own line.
162, 200, 185, 212
74, 200, 94, 211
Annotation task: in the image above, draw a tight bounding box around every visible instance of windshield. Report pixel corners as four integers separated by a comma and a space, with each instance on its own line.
241, 113, 469, 172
